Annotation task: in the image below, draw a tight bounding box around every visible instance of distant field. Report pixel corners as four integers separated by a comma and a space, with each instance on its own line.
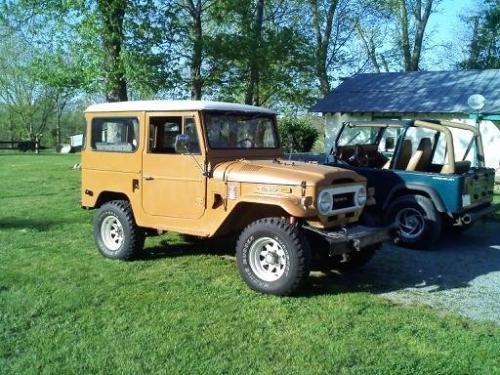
1, 153, 499, 374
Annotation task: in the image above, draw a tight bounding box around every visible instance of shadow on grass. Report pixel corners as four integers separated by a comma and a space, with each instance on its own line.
0, 218, 66, 231
299, 221, 500, 297
138, 236, 236, 261
139, 222, 500, 298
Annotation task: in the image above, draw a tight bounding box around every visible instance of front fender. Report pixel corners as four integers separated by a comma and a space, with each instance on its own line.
236, 194, 316, 218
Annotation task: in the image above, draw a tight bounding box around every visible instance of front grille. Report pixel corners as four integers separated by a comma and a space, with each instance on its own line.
317, 184, 364, 216
331, 192, 355, 210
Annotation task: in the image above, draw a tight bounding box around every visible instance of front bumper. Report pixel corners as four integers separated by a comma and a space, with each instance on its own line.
303, 224, 395, 254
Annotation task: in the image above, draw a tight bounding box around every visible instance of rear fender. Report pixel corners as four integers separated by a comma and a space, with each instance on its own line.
383, 183, 447, 214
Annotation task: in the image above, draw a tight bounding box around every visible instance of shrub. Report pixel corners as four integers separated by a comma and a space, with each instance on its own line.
278, 115, 319, 153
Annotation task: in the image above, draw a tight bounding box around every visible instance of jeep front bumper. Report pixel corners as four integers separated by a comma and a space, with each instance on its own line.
303, 224, 395, 254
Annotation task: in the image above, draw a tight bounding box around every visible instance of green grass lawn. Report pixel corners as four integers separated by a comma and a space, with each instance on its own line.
1, 153, 499, 374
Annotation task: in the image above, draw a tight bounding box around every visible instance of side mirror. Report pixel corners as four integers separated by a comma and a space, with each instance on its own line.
174, 134, 190, 154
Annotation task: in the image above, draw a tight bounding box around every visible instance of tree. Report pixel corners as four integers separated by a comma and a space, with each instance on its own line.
353, 0, 438, 72
210, 0, 315, 107
459, 0, 499, 69
0, 35, 59, 147
161, 0, 218, 100
278, 115, 319, 153
397, 0, 435, 71
309, 0, 339, 95
97, 0, 129, 101
352, 2, 395, 73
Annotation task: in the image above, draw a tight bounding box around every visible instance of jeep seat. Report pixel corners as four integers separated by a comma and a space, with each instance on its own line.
392, 139, 413, 170
406, 137, 432, 171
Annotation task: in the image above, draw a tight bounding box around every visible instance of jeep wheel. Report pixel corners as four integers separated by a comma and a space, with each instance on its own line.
236, 218, 311, 296
94, 200, 145, 260
386, 195, 441, 249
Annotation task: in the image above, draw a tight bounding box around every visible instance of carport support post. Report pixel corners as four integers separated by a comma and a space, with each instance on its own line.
472, 113, 481, 167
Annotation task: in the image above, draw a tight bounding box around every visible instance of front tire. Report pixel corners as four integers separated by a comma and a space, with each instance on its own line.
236, 218, 311, 296
94, 200, 145, 260
386, 195, 442, 249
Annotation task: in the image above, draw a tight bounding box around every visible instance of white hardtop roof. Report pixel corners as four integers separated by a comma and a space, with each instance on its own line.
85, 100, 276, 114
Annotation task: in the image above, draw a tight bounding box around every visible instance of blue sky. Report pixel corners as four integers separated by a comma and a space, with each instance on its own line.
423, 0, 479, 69
428, 0, 476, 45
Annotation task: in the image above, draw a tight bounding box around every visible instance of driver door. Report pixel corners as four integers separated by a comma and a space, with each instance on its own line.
142, 112, 206, 219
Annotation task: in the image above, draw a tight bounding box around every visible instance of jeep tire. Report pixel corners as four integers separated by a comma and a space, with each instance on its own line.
386, 195, 441, 249
236, 218, 311, 296
94, 200, 145, 260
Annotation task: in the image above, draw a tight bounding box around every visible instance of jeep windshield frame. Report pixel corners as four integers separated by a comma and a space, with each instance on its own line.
203, 111, 281, 150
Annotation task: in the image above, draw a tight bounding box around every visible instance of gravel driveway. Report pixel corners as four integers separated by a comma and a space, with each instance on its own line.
331, 220, 500, 324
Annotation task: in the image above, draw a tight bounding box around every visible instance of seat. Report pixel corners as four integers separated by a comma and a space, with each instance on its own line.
406, 138, 432, 171
392, 139, 413, 170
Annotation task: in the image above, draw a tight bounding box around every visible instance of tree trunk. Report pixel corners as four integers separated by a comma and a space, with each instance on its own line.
399, 0, 412, 71
410, 0, 433, 70
56, 99, 67, 145
356, 23, 381, 73
190, 0, 203, 100
398, 0, 433, 71
245, 0, 265, 106
97, 0, 128, 102
310, 0, 338, 96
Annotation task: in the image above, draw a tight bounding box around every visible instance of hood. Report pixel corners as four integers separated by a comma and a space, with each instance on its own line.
211, 159, 364, 186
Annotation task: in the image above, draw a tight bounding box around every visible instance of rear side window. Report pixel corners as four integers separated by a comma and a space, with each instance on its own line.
91, 117, 139, 152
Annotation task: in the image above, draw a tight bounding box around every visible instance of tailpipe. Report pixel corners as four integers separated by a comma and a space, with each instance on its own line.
462, 214, 472, 225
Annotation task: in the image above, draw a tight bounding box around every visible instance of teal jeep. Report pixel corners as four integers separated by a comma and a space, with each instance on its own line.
293, 119, 499, 248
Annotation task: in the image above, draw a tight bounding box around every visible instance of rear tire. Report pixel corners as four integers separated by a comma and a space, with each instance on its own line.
236, 218, 311, 296
94, 200, 145, 260
386, 195, 441, 249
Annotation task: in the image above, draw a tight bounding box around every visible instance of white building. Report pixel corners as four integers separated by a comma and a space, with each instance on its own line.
311, 70, 500, 170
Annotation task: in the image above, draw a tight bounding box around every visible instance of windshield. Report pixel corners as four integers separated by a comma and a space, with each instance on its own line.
205, 112, 279, 149
338, 125, 381, 146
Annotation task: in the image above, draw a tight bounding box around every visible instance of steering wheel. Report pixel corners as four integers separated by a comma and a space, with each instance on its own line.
237, 138, 255, 148
349, 145, 369, 167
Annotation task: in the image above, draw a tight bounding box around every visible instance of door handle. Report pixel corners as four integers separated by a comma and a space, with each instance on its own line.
144, 176, 154, 181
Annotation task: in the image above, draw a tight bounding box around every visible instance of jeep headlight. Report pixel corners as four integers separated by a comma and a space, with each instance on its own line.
356, 186, 367, 206
317, 190, 333, 214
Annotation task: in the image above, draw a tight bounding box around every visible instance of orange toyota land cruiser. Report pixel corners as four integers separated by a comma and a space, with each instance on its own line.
81, 100, 392, 295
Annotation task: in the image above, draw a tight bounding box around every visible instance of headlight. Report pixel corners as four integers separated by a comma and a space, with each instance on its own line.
356, 186, 367, 206
317, 190, 333, 214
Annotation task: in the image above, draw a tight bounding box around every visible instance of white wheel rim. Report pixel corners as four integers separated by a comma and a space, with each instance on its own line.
101, 215, 124, 251
248, 237, 287, 282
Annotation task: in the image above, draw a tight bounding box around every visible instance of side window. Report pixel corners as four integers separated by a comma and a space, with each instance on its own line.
149, 117, 182, 154
183, 117, 201, 154
149, 116, 201, 154
379, 128, 399, 155
91, 117, 139, 152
